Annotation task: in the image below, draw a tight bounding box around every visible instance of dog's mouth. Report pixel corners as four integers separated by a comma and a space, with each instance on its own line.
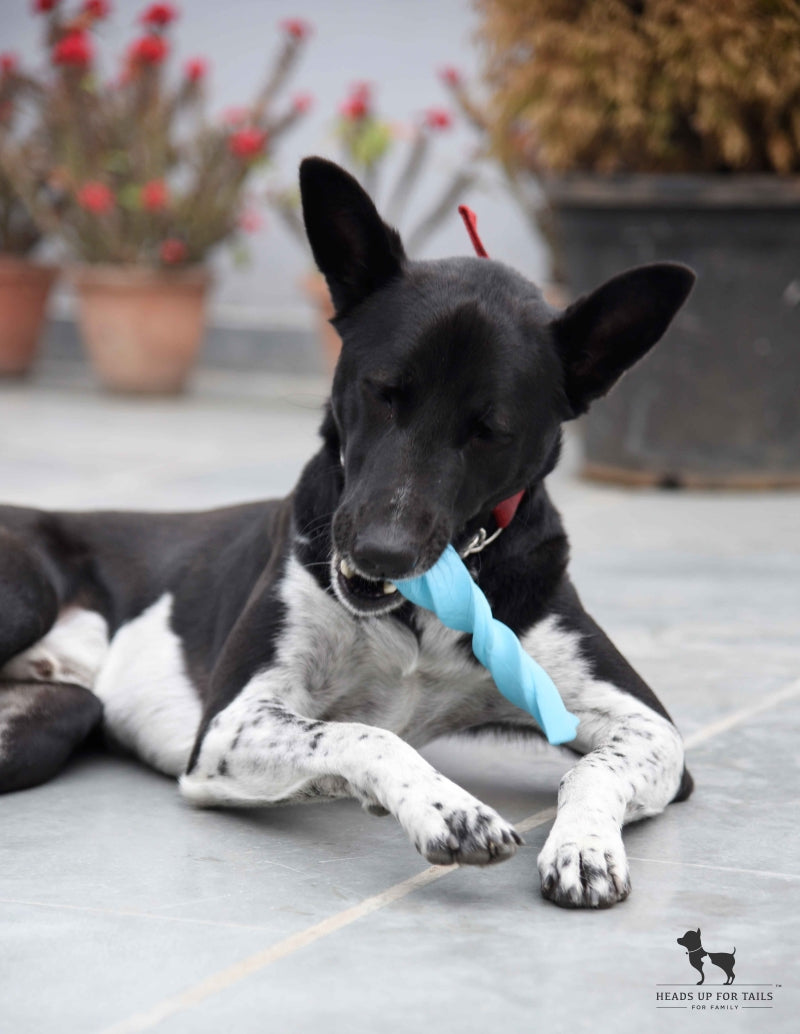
331, 554, 405, 617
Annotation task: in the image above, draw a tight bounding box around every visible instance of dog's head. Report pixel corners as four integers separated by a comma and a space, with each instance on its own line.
677, 929, 702, 949
300, 157, 694, 617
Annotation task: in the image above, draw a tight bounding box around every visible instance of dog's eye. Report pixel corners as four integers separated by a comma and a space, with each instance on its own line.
363, 379, 398, 410
471, 419, 513, 446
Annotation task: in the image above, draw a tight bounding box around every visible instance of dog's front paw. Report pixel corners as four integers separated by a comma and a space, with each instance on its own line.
401, 787, 522, 867
537, 824, 630, 908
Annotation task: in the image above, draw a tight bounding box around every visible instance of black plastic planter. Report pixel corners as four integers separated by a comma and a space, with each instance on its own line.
545, 175, 800, 488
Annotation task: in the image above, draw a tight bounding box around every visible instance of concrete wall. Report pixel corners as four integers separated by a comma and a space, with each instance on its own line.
3, 0, 547, 333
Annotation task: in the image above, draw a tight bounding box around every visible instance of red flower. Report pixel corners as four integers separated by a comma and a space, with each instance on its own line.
0, 53, 18, 76
339, 83, 371, 121
76, 181, 114, 214
129, 34, 169, 65
160, 238, 187, 264
140, 3, 177, 27
291, 92, 313, 114
280, 18, 312, 40
33, 0, 60, 12
340, 95, 367, 120
52, 31, 94, 68
424, 107, 452, 130
141, 179, 168, 211
439, 65, 462, 87
82, 0, 111, 18
228, 128, 267, 159
184, 56, 207, 82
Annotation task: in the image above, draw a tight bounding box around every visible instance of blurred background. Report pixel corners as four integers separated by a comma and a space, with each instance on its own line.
1, 0, 546, 381
1, 0, 798, 487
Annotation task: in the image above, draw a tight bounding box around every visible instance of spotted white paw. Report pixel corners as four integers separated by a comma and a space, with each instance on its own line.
399, 782, 522, 867
537, 823, 630, 908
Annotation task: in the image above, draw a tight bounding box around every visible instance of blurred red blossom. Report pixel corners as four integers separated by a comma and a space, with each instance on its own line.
141, 179, 168, 210
340, 83, 371, 120
439, 66, 462, 87
228, 128, 268, 159
159, 238, 187, 264
280, 18, 312, 40
6, 4, 312, 267
183, 57, 207, 82
82, 0, 111, 19
52, 31, 94, 67
129, 34, 169, 65
292, 92, 313, 113
140, 3, 177, 27
424, 107, 452, 130
77, 181, 114, 213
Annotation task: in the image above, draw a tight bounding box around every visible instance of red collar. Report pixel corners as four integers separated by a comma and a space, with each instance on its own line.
492, 490, 525, 530
461, 490, 525, 558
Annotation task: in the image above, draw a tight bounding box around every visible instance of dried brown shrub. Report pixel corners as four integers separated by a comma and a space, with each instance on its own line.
476, 0, 800, 173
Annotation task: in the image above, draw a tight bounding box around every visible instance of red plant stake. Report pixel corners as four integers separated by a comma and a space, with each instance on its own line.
457, 203, 489, 258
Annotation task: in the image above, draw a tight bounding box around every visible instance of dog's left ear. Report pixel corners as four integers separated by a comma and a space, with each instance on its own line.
299, 156, 406, 315
552, 262, 696, 417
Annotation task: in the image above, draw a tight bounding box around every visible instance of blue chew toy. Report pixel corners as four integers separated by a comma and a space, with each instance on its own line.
395, 545, 579, 746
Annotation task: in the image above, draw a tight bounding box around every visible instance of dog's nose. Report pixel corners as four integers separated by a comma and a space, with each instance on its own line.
351, 532, 419, 580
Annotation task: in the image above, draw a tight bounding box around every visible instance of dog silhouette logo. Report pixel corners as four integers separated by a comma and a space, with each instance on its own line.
677, 928, 736, 985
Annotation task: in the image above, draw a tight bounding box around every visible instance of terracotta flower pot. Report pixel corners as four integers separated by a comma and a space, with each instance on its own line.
301, 271, 341, 371
0, 255, 58, 376
70, 264, 212, 394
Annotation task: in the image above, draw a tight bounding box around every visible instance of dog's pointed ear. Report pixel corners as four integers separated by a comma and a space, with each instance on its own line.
552, 262, 695, 417
299, 156, 406, 315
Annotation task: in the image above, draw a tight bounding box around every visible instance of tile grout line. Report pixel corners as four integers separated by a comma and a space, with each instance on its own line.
97, 864, 458, 1034
626, 857, 800, 882
95, 809, 557, 1034
0, 897, 280, 933
682, 677, 800, 750
95, 678, 800, 1034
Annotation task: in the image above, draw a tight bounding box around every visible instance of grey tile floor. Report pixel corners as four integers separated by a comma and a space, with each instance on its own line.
1, 359, 799, 1033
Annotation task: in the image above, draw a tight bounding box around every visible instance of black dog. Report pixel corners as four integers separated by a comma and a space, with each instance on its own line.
677, 929, 736, 984
0, 157, 695, 908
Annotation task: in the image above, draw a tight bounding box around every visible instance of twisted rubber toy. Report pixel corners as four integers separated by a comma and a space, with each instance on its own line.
396, 545, 579, 745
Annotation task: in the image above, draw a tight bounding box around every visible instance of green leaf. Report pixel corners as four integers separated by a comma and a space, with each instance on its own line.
118, 184, 142, 211
230, 239, 251, 267
352, 119, 393, 167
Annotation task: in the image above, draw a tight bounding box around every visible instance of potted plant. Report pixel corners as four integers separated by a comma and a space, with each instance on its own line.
269, 79, 481, 368
0, 1, 312, 394
0, 52, 58, 376
473, 0, 800, 487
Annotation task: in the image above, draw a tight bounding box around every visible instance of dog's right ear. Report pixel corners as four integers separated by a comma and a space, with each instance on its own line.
299, 157, 405, 315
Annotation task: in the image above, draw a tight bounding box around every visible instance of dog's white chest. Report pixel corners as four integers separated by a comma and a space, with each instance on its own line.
276, 558, 497, 743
